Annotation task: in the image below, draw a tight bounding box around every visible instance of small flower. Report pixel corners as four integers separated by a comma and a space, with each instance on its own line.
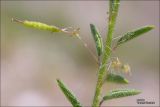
121, 64, 131, 75
111, 57, 122, 70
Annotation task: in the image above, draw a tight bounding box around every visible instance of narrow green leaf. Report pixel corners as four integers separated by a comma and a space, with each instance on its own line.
116, 25, 155, 47
105, 73, 129, 84
90, 24, 103, 57
103, 89, 141, 101
57, 79, 82, 107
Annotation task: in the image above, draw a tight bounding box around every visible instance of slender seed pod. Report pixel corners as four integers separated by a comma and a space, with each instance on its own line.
12, 18, 80, 36
24, 20, 61, 32
90, 24, 103, 57
12, 18, 61, 32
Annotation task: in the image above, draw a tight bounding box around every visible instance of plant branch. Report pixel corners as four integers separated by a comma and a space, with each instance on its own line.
92, 0, 120, 106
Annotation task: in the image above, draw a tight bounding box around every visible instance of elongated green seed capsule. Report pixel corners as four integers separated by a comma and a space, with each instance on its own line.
90, 24, 103, 56
12, 18, 61, 32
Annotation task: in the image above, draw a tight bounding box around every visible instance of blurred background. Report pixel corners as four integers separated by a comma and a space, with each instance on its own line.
1, 1, 159, 106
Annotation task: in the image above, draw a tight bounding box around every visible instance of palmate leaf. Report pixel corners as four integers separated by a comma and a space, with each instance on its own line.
90, 24, 103, 57
103, 89, 141, 101
104, 73, 129, 84
57, 79, 82, 107
115, 25, 155, 48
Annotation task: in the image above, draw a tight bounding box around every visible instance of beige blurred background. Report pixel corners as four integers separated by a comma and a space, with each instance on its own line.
1, 1, 159, 106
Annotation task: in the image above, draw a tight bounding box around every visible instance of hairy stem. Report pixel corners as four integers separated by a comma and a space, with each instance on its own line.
92, 0, 120, 106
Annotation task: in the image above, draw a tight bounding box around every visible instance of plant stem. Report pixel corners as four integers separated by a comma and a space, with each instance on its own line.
99, 99, 104, 107
92, 0, 120, 106
76, 35, 99, 66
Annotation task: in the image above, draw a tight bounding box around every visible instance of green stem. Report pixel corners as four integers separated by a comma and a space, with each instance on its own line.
92, 0, 120, 106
